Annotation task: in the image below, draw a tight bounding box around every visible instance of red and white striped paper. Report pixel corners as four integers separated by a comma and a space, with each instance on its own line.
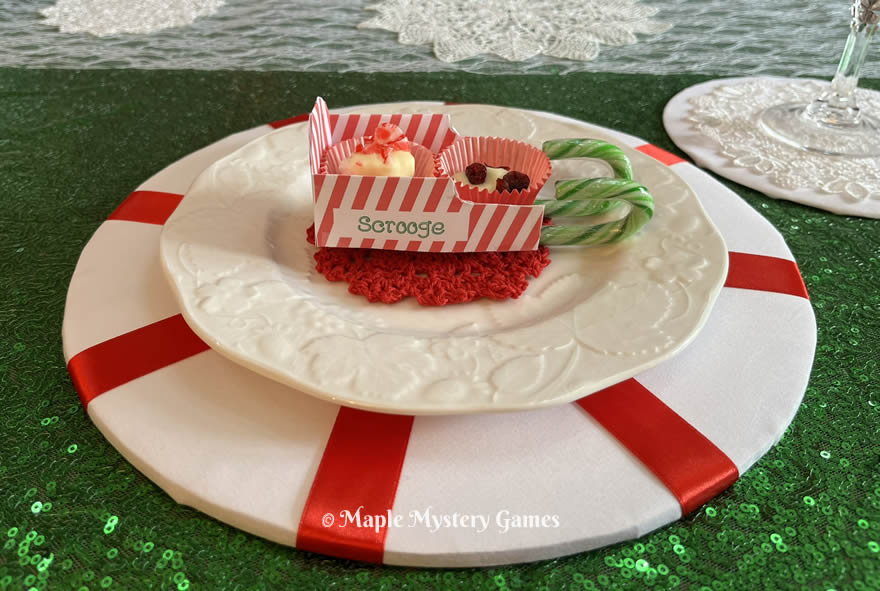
309, 98, 545, 252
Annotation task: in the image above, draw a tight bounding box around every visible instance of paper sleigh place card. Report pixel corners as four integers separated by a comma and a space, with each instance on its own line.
308, 97, 547, 253
307, 97, 657, 255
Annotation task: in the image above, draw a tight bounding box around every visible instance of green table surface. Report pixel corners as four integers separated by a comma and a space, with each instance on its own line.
1, 69, 879, 591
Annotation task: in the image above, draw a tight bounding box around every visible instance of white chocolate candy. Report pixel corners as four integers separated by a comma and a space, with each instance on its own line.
339, 150, 415, 177
453, 166, 508, 191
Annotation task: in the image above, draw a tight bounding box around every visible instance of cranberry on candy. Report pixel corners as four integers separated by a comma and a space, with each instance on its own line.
502, 170, 530, 192
465, 162, 487, 185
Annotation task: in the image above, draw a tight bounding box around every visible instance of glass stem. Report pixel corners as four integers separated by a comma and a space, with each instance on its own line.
804, 2, 878, 128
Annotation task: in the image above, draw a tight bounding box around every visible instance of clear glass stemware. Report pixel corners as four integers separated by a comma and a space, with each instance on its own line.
759, 0, 880, 157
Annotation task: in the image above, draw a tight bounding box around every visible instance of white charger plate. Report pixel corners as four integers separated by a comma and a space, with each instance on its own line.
63, 103, 816, 566
158, 103, 728, 414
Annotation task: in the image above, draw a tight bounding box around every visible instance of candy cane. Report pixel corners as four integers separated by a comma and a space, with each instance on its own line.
541, 138, 634, 181
537, 139, 654, 247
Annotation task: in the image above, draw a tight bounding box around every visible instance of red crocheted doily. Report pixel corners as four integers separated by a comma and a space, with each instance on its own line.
306, 225, 551, 306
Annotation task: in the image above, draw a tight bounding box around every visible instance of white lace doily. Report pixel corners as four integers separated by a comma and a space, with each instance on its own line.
41, 0, 225, 36
359, 0, 671, 62
663, 76, 880, 218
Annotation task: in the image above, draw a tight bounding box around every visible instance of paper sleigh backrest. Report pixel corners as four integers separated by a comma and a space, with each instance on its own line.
308, 97, 333, 175
309, 97, 458, 169
309, 98, 545, 252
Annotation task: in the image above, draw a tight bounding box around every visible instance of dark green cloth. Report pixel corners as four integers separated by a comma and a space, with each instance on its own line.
1, 69, 879, 590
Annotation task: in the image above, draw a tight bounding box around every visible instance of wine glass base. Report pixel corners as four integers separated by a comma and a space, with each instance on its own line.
759, 103, 880, 158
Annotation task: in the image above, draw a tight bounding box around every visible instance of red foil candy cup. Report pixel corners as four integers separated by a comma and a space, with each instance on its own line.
323, 137, 435, 177
436, 136, 552, 205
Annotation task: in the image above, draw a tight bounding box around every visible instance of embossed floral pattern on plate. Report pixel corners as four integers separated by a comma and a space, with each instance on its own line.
160, 103, 728, 414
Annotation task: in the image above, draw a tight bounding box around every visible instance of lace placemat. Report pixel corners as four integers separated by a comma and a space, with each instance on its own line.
41, 0, 224, 35
664, 77, 880, 218
9, 0, 877, 75
358, 0, 671, 63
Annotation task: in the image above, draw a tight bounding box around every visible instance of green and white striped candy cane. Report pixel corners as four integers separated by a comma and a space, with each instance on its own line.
536, 139, 654, 247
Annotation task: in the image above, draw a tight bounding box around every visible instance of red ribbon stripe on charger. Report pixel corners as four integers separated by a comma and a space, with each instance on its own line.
725, 252, 809, 299
67, 129, 810, 562
296, 408, 414, 563
269, 113, 311, 129
635, 144, 687, 166
578, 379, 740, 515
107, 190, 184, 226
68, 314, 210, 409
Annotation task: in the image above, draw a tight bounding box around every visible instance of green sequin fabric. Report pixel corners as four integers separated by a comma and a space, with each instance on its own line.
1, 69, 878, 590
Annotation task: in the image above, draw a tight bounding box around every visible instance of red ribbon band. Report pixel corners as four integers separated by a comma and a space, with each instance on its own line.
107, 190, 184, 225
296, 408, 414, 563
635, 144, 687, 166
269, 113, 310, 129
726, 252, 809, 299
68, 314, 210, 409
577, 379, 739, 515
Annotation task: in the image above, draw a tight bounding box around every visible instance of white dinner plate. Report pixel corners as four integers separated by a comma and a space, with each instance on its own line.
158, 103, 728, 414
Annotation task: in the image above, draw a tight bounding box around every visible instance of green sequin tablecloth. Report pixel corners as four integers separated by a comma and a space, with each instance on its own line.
1, 69, 878, 590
